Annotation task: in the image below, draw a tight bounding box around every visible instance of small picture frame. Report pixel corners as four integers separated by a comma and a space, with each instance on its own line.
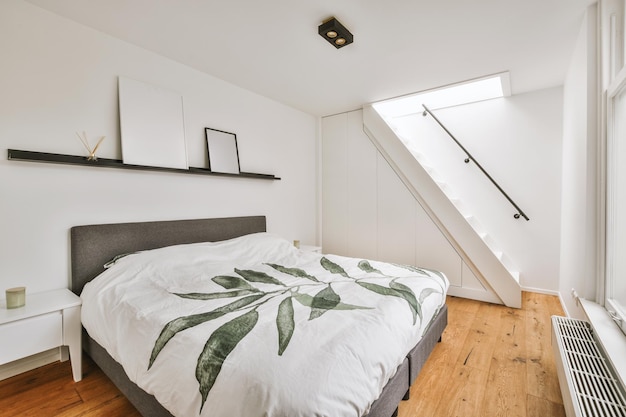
205, 128, 241, 174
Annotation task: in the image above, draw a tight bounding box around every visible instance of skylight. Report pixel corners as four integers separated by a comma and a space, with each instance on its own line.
373, 72, 511, 119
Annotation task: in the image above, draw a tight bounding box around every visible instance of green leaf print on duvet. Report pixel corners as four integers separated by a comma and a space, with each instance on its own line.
265, 263, 319, 282
149, 294, 264, 369
356, 281, 420, 324
320, 257, 350, 277
235, 268, 284, 286
212, 275, 255, 290
196, 309, 259, 410
309, 284, 341, 320
174, 289, 258, 300
149, 257, 438, 413
276, 297, 295, 355
357, 260, 382, 274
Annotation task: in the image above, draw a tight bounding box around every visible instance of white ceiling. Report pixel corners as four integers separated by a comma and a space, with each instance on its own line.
25, 0, 595, 116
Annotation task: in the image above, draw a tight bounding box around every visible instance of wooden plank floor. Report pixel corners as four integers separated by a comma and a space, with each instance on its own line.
0, 292, 565, 417
399, 291, 566, 417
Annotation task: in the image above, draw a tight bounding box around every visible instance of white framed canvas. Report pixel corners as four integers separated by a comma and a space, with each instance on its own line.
118, 77, 188, 169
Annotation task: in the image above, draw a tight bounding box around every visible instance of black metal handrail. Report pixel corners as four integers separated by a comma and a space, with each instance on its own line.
421, 104, 529, 221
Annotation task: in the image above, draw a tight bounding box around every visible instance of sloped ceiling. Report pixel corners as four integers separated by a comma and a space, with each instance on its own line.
25, 0, 595, 116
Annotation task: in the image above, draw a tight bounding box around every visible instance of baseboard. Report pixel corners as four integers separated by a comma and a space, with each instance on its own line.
0, 348, 60, 381
520, 286, 560, 296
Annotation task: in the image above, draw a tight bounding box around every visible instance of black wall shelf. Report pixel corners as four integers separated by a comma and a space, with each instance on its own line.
7, 149, 280, 180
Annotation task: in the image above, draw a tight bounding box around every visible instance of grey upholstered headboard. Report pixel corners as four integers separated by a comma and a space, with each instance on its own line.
70, 216, 267, 295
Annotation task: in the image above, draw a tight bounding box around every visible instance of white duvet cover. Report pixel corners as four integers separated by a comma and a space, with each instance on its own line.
81, 233, 448, 417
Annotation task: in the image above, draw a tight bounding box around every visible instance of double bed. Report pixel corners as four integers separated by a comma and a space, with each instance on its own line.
70, 216, 448, 417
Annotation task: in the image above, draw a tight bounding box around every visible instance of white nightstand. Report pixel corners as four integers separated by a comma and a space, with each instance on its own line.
0, 288, 82, 381
300, 245, 322, 253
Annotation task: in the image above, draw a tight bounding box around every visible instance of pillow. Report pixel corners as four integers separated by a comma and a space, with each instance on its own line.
101, 232, 298, 270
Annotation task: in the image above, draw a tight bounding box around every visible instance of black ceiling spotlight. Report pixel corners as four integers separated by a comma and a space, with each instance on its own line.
318, 17, 353, 49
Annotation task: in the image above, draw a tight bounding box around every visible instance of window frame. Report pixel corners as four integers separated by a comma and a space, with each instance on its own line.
604, 26, 626, 336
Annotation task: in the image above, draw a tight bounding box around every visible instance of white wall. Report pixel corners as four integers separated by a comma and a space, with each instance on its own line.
389, 88, 564, 293
559, 5, 598, 319
0, 0, 318, 294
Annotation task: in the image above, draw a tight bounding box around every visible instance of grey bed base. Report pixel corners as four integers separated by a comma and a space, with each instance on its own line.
70, 216, 447, 417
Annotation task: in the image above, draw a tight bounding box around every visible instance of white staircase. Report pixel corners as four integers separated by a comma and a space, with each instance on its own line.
362, 105, 522, 308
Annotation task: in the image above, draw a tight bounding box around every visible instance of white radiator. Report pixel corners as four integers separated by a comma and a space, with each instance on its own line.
551, 316, 626, 417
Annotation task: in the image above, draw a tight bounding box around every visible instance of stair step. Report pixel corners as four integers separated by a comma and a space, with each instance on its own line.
413, 151, 425, 160
423, 165, 436, 176
480, 233, 497, 251
464, 214, 484, 233
495, 251, 519, 281
451, 199, 470, 217
437, 182, 453, 195
462, 215, 519, 283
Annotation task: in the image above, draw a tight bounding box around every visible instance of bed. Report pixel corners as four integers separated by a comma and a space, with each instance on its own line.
70, 216, 448, 417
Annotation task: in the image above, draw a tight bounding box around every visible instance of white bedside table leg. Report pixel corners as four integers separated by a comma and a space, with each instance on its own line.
63, 305, 82, 382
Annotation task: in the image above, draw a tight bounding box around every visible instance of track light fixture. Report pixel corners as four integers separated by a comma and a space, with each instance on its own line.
318, 17, 353, 49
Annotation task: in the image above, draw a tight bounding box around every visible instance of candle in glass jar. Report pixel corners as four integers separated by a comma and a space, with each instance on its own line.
5, 287, 25, 309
